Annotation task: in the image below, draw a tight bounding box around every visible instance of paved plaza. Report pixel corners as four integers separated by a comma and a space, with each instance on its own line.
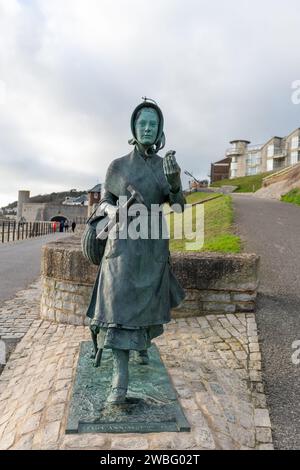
0, 281, 272, 450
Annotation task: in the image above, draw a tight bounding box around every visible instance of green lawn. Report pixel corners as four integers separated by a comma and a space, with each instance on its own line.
281, 188, 300, 206
184, 191, 220, 204
210, 171, 276, 193
168, 194, 241, 253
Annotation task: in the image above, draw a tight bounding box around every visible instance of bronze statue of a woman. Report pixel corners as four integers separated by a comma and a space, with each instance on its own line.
86, 99, 186, 404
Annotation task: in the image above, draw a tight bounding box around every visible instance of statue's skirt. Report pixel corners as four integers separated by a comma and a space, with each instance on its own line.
96, 324, 164, 351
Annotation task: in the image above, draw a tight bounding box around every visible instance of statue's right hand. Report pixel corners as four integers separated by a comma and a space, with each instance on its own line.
103, 203, 118, 220
90, 323, 100, 335
95, 202, 118, 220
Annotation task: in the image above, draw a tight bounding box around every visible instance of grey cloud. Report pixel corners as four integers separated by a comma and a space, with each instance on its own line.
1, 0, 300, 205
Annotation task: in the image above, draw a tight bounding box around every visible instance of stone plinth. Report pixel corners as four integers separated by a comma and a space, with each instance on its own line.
40, 237, 260, 326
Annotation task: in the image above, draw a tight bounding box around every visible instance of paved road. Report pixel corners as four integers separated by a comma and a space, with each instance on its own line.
232, 194, 300, 450
0, 233, 70, 303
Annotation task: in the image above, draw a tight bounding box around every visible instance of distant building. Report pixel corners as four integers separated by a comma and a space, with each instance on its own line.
62, 194, 88, 206
17, 190, 88, 224
88, 184, 102, 217
225, 127, 300, 179
210, 157, 231, 183
188, 180, 209, 191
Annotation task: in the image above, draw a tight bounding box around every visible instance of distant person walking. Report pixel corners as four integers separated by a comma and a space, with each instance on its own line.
64, 220, 69, 232
71, 221, 76, 233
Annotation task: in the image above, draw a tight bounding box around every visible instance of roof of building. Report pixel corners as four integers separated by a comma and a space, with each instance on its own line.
62, 194, 88, 205
229, 139, 251, 145
88, 184, 102, 193
284, 127, 300, 139
227, 127, 300, 153
260, 135, 284, 148
73, 195, 88, 203
211, 157, 231, 165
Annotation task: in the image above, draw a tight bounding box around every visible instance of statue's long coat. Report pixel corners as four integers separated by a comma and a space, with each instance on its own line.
86, 148, 186, 327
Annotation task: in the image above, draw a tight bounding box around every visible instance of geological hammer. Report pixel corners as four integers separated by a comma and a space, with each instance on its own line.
96, 184, 145, 240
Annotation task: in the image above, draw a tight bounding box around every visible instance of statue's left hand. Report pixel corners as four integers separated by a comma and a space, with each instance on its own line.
163, 150, 181, 192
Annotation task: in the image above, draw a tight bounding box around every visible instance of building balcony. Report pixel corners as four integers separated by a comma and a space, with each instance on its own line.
273, 156, 286, 160
226, 148, 243, 156
271, 149, 287, 159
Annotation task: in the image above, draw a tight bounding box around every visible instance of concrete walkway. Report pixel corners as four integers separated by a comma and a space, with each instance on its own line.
232, 193, 300, 450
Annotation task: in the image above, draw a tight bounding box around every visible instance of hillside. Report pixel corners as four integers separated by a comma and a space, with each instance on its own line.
281, 188, 300, 206
1, 190, 88, 211
169, 191, 241, 253
210, 171, 276, 192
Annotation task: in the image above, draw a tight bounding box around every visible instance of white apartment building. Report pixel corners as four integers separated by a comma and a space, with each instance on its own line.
226, 127, 300, 179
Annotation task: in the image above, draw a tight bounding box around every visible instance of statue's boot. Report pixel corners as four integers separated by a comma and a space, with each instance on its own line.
106, 349, 129, 404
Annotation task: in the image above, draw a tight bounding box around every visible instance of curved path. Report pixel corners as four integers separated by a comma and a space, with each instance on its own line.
232, 193, 300, 450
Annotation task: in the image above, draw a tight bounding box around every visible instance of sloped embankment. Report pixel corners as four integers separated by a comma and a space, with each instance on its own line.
254, 163, 300, 200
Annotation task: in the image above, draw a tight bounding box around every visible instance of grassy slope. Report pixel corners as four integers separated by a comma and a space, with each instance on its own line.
281, 188, 300, 206
210, 171, 276, 192
169, 192, 240, 253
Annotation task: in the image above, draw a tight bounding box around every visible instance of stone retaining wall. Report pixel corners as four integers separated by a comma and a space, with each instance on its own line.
40, 237, 259, 326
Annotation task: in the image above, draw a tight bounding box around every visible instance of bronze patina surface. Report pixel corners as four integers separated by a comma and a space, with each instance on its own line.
66, 341, 190, 434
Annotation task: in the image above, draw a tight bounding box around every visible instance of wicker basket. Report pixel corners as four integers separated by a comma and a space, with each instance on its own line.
81, 215, 107, 265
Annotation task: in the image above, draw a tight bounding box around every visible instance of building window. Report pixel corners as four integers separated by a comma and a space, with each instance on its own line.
291, 151, 299, 165
267, 159, 273, 171
246, 153, 261, 165
231, 156, 237, 163
246, 167, 258, 176
291, 136, 299, 149
267, 145, 274, 157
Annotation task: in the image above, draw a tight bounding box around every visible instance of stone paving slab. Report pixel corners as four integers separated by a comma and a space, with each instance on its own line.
0, 279, 41, 339
0, 280, 41, 373
0, 283, 273, 450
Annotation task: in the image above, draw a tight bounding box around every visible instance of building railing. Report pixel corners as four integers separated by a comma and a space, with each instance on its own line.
226, 148, 242, 156
247, 144, 263, 151
226, 144, 263, 155
0, 221, 56, 243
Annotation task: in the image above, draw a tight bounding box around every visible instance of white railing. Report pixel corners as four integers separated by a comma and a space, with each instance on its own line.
247, 144, 263, 151
226, 148, 242, 155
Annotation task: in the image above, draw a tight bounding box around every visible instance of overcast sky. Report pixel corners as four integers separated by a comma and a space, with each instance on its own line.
0, 0, 300, 206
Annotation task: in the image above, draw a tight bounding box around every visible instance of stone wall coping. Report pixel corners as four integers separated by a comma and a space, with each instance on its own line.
42, 236, 259, 260
41, 237, 260, 291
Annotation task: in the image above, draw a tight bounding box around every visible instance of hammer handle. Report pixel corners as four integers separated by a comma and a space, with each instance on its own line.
96, 193, 137, 239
